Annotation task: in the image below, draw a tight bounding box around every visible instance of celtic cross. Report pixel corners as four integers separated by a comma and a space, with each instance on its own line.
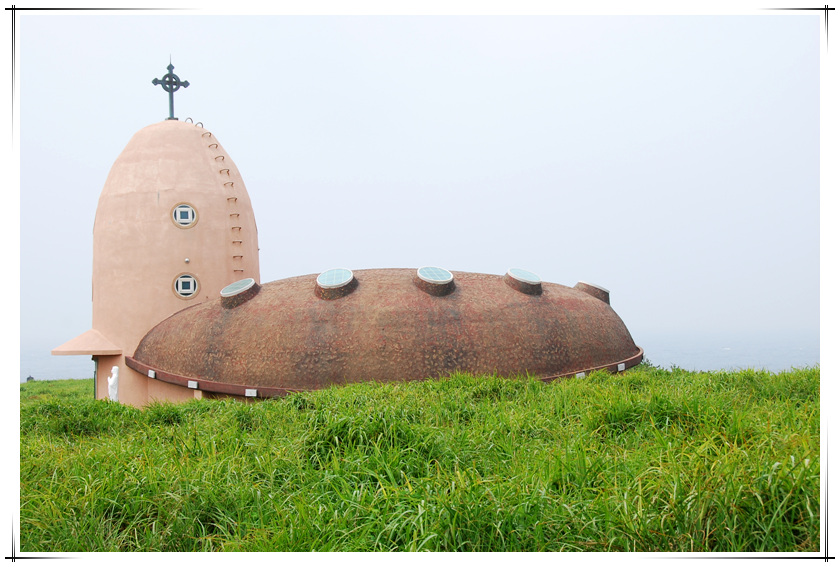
152, 62, 190, 121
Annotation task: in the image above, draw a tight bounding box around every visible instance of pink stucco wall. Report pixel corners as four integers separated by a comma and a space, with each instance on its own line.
57, 120, 261, 407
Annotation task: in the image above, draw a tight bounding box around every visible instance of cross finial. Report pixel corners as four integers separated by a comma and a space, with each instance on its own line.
152, 61, 190, 121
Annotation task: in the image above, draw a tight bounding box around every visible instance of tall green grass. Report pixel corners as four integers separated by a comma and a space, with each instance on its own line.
19, 364, 820, 552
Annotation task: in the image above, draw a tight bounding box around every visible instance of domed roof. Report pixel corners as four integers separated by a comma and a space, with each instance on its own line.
127, 269, 642, 397
97, 120, 247, 198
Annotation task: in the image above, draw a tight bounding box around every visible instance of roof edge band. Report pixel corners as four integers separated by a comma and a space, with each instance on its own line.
125, 356, 301, 398
539, 347, 644, 382
126, 346, 644, 398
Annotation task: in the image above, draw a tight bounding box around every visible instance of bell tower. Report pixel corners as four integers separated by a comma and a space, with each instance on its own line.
52, 63, 260, 406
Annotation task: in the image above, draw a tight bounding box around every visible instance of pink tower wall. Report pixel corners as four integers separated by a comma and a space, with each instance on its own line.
89, 120, 260, 406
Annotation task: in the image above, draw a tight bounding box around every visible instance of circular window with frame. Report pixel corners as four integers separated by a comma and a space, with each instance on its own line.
173, 273, 200, 299
171, 203, 198, 228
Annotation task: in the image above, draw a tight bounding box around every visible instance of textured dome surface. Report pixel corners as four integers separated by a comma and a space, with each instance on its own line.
128, 269, 642, 397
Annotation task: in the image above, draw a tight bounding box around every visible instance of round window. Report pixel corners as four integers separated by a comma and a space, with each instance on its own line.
171, 203, 198, 228
507, 268, 541, 285
504, 268, 543, 296
220, 277, 256, 298
174, 274, 199, 298
415, 266, 455, 296
417, 266, 454, 285
315, 268, 357, 300
316, 268, 354, 289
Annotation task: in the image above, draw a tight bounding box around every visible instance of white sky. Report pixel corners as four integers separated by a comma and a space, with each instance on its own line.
12, 2, 832, 379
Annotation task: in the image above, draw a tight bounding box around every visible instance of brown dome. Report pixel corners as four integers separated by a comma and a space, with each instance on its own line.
127, 269, 643, 398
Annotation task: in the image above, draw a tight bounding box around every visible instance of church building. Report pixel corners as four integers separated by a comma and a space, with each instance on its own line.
51, 64, 642, 407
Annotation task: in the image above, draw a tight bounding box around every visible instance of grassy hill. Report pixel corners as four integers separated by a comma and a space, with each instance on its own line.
19, 363, 820, 552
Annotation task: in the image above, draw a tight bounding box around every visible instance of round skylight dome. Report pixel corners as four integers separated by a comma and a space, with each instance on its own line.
504, 268, 543, 295
317, 268, 354, 289
220, 277, 261, 309
316, 268, 357, 300
507, 268, 541, 285
577, 281, 609, 294
417, 266, 454, 284
415, 266, 455, 296
574, 281, 611, 304
221, 278, 256, 298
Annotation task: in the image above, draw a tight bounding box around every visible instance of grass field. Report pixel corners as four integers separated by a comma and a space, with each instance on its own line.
19, 363, 820, 552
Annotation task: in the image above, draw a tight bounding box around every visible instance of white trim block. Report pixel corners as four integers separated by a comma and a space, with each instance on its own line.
188, 380, 198, 389
148, 370, 156, 378
245, 389, 257, 397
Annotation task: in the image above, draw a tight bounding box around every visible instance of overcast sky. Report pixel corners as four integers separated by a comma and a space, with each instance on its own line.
13, 3, 832, 380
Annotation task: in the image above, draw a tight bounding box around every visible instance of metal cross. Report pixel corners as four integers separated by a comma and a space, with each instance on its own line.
152, 62, 190, 120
